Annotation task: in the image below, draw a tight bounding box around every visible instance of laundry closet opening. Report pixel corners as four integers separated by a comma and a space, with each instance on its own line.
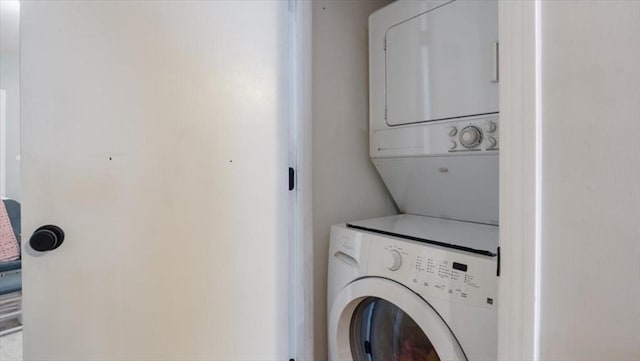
322, 1, 499, 361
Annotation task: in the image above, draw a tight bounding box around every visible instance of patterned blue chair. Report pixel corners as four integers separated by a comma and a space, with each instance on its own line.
0, 198, 22, 336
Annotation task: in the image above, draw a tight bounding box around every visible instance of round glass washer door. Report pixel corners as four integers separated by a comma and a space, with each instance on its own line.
351, 297, 439, 361
328, 277, 466, 361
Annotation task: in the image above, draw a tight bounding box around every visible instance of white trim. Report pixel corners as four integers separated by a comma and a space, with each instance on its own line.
289, 1, 314, 360
497, 1, 541, 360
533, 1, 543, 358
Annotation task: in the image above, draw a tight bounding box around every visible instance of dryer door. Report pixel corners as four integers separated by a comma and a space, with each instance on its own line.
329, 278, 466, 361
385, 0, 498, 126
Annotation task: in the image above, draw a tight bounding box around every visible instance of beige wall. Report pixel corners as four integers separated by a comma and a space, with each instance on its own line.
311, 0, 396, 359
539, 1, 640, 359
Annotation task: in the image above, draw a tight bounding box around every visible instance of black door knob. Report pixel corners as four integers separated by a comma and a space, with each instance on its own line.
29, 225, 65, 252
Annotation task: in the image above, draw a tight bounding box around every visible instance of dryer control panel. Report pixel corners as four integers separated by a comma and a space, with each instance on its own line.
371, 114, 499, 158
366, 234, 498, 310
447, 116, 499, 153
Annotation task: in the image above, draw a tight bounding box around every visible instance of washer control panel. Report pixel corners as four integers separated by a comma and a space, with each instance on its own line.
367, 235, 498, 309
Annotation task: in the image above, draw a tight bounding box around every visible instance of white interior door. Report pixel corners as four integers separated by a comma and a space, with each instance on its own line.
21, 1, 291, 360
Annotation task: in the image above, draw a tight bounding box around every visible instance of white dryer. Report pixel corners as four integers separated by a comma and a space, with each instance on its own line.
327, 215, 498, 361
368, 0, 500, 226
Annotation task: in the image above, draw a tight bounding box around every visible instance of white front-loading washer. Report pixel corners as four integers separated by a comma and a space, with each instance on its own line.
327, 214, 498, 361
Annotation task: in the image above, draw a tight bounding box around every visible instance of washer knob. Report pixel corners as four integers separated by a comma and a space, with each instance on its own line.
487, 136, 498, 149
449, 141, 457, 150
384, 250, 402, 271
488, 121, 497, 133
448, 126, 458, 137
459, 126, 483, 148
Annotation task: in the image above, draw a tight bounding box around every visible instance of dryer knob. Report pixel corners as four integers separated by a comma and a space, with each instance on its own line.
487, 121, 498, 133
448, 126, 458, 137
459, 126, 483, 148
384, 250, 403, 271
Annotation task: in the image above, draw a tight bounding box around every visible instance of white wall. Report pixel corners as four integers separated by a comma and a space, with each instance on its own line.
0, 1, 21, 201
539, 2, 640, 359
311, 1, 396, 359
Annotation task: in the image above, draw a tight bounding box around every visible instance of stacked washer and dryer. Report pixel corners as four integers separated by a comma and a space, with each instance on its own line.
327, 1, 499, 360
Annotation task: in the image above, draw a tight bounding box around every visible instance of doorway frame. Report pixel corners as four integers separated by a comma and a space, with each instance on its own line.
289, 1, 314, 360
292, 1, 545, 359
497, 1, 541, 360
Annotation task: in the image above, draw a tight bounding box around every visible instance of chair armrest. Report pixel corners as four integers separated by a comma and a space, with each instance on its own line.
0, 260, 21, 273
